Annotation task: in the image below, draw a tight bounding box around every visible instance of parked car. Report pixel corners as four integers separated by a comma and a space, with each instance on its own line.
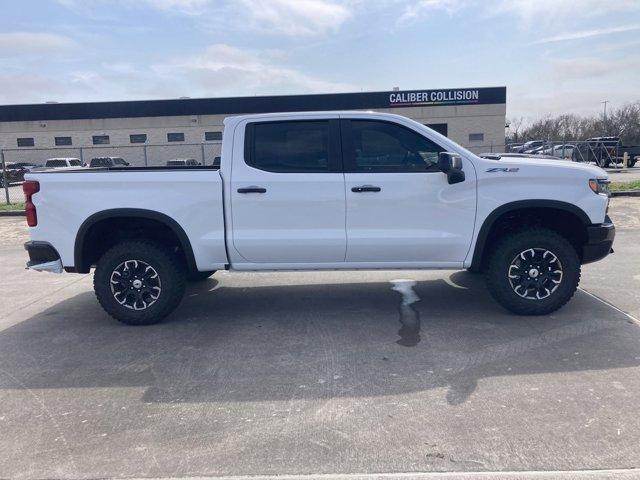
525, 145, 547, 154
90, 157, 130, 168
13, 162, 41, 171
539, 144, 576, 159
479, 153, 561, 161
45, 158, 84, 168
23, 111, 614, 325
515, 140, 544, 153
0, 162, 28, 187
166, 158, 201, 167
507, 143, 523, 153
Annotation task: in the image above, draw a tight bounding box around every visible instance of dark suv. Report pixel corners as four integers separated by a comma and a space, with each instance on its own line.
90, 157, 130, 168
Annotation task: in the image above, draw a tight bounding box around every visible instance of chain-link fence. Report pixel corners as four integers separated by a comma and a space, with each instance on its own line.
505, 139, 640, 168
1, 142, 222, 206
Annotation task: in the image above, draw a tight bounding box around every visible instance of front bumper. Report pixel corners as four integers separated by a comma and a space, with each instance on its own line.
24, 241, 63, 273
582, 217, 615, 264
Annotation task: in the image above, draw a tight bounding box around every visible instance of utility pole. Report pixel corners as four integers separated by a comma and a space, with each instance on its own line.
602, 100, 609, 121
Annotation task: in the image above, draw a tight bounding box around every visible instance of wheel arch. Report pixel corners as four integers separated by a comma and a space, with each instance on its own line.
74, 208, 197, 274
470, 200, 591, 271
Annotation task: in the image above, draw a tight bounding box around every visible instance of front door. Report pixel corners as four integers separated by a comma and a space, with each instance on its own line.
230, 118, 346, 265
341, 118, 476, 266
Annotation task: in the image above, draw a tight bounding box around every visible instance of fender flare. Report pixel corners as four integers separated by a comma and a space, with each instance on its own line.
74, 208, 197, 274
469, 200, 591, 270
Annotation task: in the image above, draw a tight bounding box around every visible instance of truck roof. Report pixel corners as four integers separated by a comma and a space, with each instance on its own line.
223, 110, 405, 125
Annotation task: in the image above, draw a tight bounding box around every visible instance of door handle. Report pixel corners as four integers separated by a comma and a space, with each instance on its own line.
351, 185, 381, 193
237, 186, 267, 194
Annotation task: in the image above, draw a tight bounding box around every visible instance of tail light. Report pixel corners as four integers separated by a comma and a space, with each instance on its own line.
23, 180, 40, 227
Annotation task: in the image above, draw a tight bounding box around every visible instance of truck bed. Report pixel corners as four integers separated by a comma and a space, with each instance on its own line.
25, 168, 228, 272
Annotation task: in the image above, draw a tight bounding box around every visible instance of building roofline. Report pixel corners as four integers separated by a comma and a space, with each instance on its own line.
0, 86, 506, 123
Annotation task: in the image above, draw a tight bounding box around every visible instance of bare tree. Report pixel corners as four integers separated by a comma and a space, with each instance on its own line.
512, 101, 640, 145
506, 116, 525, 144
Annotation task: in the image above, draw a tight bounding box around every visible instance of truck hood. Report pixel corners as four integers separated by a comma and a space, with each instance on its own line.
496, 156, 608, 179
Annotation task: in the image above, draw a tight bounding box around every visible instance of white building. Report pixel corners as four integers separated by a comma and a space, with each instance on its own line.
0, 87, 506, 166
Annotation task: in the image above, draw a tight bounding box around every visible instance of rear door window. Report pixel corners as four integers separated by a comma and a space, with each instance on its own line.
245, 120, 340, 173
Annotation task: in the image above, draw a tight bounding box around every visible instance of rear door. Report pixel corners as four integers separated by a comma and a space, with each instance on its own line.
341, 118, 476, 266
230, 118, 346, 265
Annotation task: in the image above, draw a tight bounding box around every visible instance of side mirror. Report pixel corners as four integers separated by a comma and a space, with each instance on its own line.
438, 152, 463, 172
438, 152, 465, 184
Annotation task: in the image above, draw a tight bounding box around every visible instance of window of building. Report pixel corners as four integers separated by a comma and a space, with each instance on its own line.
55, 136, 72, 146
167, 132, 185, 142
345, 120, 443, 173
246, 120, 330, 173
130, 134, 147, 144
425, 123, 448, 137
469, 133, 484, 142
93, 135, 110, 145
205, 131, 222, 141
17, 137, 35, 147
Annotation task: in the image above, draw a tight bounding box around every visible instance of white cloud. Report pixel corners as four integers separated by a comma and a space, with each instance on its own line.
394, 0, 640, 27
397, 0, 465, 25
550, 56, 640, 81
0, 74, 65, 104
235, 0, 352, 35
59, 0, 352, 34
0, 32, 77, 57
155, 43, 354, 95
494, 0, 640, 26
532, 24, 640, 45
138, 0, 211, 15
57, 0, 210, 15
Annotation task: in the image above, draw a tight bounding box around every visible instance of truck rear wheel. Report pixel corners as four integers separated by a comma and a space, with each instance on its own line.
485, 228, 581, 315
94, 240, 186, 325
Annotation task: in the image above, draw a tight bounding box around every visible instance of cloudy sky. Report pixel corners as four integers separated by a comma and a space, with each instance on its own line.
1, 0, 638, 120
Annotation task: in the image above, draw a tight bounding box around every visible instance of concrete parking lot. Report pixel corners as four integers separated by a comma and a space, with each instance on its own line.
0, 198, 639, 479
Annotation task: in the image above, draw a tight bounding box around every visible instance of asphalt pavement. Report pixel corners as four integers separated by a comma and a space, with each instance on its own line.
0, 199, 639, 479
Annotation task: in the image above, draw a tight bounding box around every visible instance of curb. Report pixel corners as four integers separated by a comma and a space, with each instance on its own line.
611, 190, 640, 197
0, 210, 25, 216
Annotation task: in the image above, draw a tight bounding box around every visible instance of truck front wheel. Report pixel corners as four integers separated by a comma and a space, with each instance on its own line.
485, 228, 581, 315
94, 240, 186, 325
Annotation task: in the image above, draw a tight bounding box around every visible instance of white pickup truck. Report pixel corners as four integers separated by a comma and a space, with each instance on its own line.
23, 111, 615, 325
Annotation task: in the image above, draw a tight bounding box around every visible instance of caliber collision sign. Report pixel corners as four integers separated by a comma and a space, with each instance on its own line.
389, 89, 484, 107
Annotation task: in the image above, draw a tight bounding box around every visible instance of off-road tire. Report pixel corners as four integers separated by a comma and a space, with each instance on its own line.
94, 240, 186, 325
485, 228, 581, 315
187, 270, 216, 282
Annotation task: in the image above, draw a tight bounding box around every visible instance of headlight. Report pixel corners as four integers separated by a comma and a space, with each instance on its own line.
589, 178, 610, 196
